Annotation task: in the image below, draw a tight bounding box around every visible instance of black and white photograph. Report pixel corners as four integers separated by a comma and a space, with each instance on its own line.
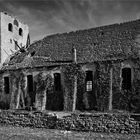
0, 0, 139, 139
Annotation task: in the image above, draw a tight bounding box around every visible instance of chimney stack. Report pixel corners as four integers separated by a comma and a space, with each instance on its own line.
72, 47, 77, 64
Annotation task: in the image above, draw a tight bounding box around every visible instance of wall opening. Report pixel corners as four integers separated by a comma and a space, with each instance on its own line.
85, 71, 93, 91
54, 73, 61, 91
82, 70, 97, 111
8, 23, 13, 32
4, 77, 10, 94
46, 73, 63, 111
31, 51, 35, 57
13, 19, 19, 27
122, 68, 132, 90
27, 75, 35, 106
19, 28, 23, 36
27, 75, 33, 93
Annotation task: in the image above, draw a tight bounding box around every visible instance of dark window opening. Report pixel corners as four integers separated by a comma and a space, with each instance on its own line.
85, 71, 93, 91
31, 51, 35, 56
27, 75, 33, 93
13, 19, 19, 27
54, 73, 61, 91
122, 68, 132, 90
19, 28, 23, 36
27, 75, 35, 107
8, 23, 13, 32
4, 77, 10, 94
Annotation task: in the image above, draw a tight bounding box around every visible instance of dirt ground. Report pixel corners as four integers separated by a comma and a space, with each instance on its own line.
0, 125, 139, 140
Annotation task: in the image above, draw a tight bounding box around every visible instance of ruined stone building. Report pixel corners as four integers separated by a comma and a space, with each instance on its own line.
0, 15, 140, 113
0, 12, 29, 64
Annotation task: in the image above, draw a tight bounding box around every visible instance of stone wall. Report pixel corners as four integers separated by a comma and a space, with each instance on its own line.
1, 59, 140, 112
96, 62, 110, 111
0, 110, 57, 128
0, 67, 64, 111
56, 113, 140, 134
0, 110, 139, 134
112, 62, 122, 110
112, 60, 140, 113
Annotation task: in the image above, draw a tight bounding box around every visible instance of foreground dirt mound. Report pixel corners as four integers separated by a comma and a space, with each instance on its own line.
0, 110, 139, 134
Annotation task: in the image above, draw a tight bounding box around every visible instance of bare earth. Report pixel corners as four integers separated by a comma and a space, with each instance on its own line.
0, 125, 139, 140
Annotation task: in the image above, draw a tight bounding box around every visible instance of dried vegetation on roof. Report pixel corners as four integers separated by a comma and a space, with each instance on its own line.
2, 19, 140, 70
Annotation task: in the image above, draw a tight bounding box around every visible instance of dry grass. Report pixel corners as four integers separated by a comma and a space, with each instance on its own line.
0, 125, 139, 140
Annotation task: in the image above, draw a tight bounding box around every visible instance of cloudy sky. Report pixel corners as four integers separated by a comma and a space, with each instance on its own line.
0, 0, 140, 42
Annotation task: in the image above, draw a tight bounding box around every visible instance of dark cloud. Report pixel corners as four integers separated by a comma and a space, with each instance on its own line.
0, 0, 140, 42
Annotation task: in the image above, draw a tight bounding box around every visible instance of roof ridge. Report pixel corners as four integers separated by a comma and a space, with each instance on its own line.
39, 18, 140, 42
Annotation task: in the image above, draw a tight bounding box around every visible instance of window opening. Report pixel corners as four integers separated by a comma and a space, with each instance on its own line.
19, 28, 23, 36
85, 71, 93, 91
4, 77, 10, 94
13, 19, 19, 27
27, 75, 33, 93
8, 23, 13, 32
54, 73, 61, 91
122, 68, 132, 90
31, 51, 35, 57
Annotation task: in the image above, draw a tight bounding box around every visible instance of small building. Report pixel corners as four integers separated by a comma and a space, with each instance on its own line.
0, 19, 140, 113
